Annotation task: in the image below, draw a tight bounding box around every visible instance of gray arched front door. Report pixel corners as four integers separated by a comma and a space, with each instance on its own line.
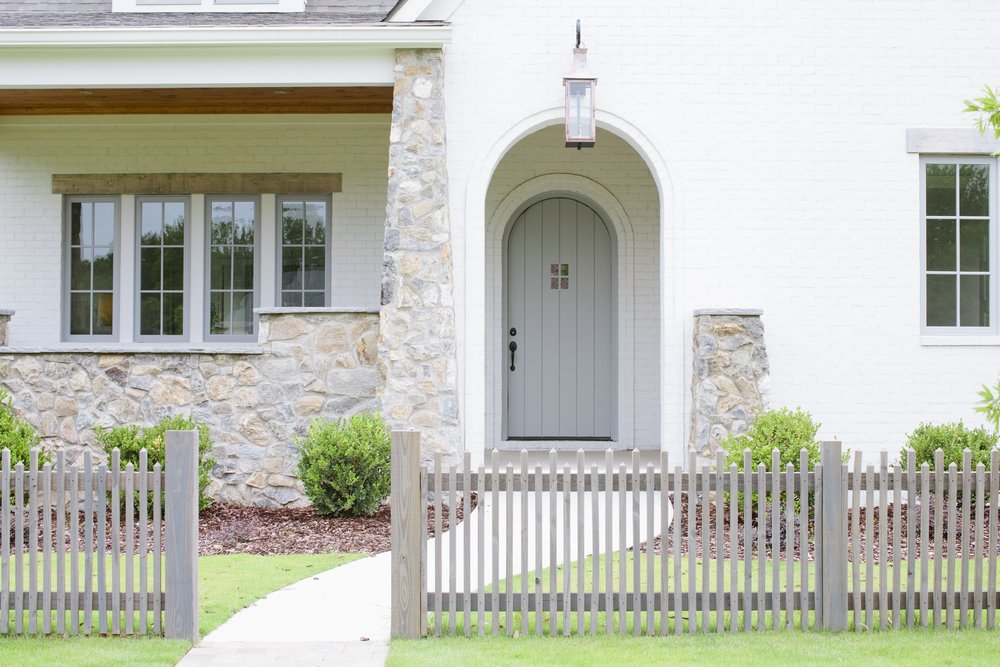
506, 197, 614, 440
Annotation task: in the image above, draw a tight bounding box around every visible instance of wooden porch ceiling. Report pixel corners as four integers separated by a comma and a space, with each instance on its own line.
0, 86, 394, 115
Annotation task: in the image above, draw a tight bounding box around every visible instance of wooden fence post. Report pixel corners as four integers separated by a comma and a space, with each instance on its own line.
391, 431, 424, 638
820, 440, 847, 630
165, 430, 199, 641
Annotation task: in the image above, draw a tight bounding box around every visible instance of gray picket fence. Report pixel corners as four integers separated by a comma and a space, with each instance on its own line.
0, 430, 199, 639
390, 433, 1000, 637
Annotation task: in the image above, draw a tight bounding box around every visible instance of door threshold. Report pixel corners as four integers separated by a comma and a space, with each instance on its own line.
496, 440, 642, 452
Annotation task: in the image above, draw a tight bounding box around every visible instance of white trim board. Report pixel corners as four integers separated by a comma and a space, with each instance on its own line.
906, 128, 1000, 155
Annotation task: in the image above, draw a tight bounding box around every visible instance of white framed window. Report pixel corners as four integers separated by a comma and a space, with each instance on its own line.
206, 196, 259, 341
136, 197, 189, 342
63, 197, 119, 341
113, 0, 305, 13
277, 196, 331, 308
921, 156, 998, 334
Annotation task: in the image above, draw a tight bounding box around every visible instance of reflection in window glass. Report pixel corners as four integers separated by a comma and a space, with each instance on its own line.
209, 198, 256, 336
67, 199, 116, 337
925, 161, 992, 329
138, 199, 186, 337
279, 198, 328, 308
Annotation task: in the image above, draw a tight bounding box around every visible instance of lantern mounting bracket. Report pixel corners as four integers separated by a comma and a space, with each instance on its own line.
576, 19, 581, 48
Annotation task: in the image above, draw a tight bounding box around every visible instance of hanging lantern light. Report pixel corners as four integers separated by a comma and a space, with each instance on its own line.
564, 19, 597, 149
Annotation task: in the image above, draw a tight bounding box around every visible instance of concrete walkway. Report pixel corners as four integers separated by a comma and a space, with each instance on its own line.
179, 483, 668, 666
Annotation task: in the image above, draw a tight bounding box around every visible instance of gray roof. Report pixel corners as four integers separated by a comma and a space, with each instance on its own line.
0, 0, 401, 27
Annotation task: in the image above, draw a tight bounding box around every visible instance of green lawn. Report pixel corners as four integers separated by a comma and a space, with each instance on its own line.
388, 630, 1000, 666
0, 552, 362, 666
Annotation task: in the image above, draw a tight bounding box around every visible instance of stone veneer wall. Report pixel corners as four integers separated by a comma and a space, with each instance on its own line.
378, 48, 462, 463
689, 309, 770, 460
0, 310, 379, 507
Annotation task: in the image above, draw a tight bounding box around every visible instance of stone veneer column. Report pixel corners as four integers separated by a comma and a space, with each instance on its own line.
0, 310, 11, 347
377, 49, 462, 462
689, 308, 770, 459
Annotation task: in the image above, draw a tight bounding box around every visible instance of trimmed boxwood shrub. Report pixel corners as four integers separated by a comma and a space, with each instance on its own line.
296, 413, 391, 517
719, 407, 823, 471
93, 414, 215, 512
900, 421, 999, 471
0, 388, 49, 468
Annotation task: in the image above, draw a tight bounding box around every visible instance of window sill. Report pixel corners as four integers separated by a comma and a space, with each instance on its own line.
255, 306, 380, 315
0, 344, 263, 355
920, 336, 1000, 346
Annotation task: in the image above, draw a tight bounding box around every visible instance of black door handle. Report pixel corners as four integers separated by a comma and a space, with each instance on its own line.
508, 340, 517, 371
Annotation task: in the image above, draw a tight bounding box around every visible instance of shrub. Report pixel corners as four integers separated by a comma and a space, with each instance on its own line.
0, 388, 49, 468
719, 407, 823, 472
900, 421, 999, 471
296, 413, 391, 517
93, 414, 215, 512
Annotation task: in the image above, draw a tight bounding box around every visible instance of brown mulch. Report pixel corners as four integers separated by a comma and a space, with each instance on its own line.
6, 492, 478, 556
641, 493, 999, 562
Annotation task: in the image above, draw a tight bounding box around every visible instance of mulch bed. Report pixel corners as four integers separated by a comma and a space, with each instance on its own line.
5, 493, 478, 557
642, 494, 998, 562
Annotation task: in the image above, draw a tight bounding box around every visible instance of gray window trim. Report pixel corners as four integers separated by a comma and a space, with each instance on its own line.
134, 196, 191, 343
62, 195, 120, 343
204, 194, 261, 343
919, 155, 999, 335
275, 194, 333, 308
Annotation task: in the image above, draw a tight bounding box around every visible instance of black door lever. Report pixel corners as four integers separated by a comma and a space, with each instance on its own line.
509, 340, 517, 371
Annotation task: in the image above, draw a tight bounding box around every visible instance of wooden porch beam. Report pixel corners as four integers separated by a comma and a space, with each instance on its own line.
52, 172, 343, 195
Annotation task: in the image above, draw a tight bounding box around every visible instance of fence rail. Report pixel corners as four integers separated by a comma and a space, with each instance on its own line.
0, 430, 199, 639
390, 434, 1000, 638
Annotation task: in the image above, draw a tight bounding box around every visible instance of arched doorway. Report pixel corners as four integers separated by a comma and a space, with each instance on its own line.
505, 197, 615, 440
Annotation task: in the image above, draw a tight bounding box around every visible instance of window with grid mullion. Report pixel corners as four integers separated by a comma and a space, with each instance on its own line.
67, 199, 116, 338
279, 198, 328, 308
209, 198, 256, 338
138, 199, 185, 338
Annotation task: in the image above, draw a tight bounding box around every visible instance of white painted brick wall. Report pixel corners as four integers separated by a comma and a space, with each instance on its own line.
0, 118, 388, 346
443, 0, 1000, 461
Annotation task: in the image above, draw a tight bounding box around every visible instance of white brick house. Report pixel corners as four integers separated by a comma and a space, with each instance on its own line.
0, 0, 997, 505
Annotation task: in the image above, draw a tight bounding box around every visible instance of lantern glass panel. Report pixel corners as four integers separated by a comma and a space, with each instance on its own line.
566, 80, 594, 141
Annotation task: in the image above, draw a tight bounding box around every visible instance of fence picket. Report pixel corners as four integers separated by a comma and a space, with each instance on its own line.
591, 462, 600, 636
730, 462, 739, 633
15, 460, 23, 635
576, 454, 586, 636
463, 452, 472, 638
449, 462, 457, 635
55, 451, 65, 636
606, 451, 615, 636
946, 461, 957, 629
800, 449, 809, 631
152, 462, 162, 636
990, 450, 999, 629
661, 453, 670, 636
561, 463, 570, 636
864, 464, 873, 631
851, 452, 861, 630
878, 454, 888, 631
648, 461, 657, 636
28, 450, 38, 635
534, 463, 543, 636
620, 461, 629, 635
743, 449, 752, 633
716, 452, 726, 633
68, 465, 79, 636
1, 450, 9, 636
519, 453, 527, 637
689, 453, 698, 635
111, 450, 120, 635
477, 462, 486, 637
96, 461, 107, 635
701, 455, 710, 634
634, 451, 642, 636
892, 462, 901, 630
771, 450, 780, 631
785, 462, 793, 630
815, 460, 823, 628
42, 462, 52, 635
433, 453, 442, 636
960, 450, 971, 629
139, 450, 148, 636
124, 462, 134, 635
505, 462, 514, 636
82, 453, 93, 635
975, 462, 985, 629
548, 450, 556, 637
756, 462, 765, 632
920, 462, 929, 627
673, 463, 683, 635
906, 450, 916, 629
934, 449, 944, 628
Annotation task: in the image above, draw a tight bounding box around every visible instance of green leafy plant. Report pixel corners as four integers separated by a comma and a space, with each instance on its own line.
900, 421, 998, 471
965, 85, 1000, 142
0, 387, 49, 468
296, 413, 391, 517
975, 379, 1000, 433
93, 414, 215, 512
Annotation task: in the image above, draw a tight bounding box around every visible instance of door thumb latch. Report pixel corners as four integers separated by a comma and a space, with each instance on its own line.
508, 340, 517, 371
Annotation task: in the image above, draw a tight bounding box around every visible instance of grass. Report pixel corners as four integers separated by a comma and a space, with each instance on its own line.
0, 551, 362, 666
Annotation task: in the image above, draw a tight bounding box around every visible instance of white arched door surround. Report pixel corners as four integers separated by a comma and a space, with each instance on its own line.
487, 177, 635, 450
460, 104, 681, 463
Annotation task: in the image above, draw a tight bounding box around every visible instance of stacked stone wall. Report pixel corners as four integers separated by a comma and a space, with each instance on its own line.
0, 311, 379, 507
